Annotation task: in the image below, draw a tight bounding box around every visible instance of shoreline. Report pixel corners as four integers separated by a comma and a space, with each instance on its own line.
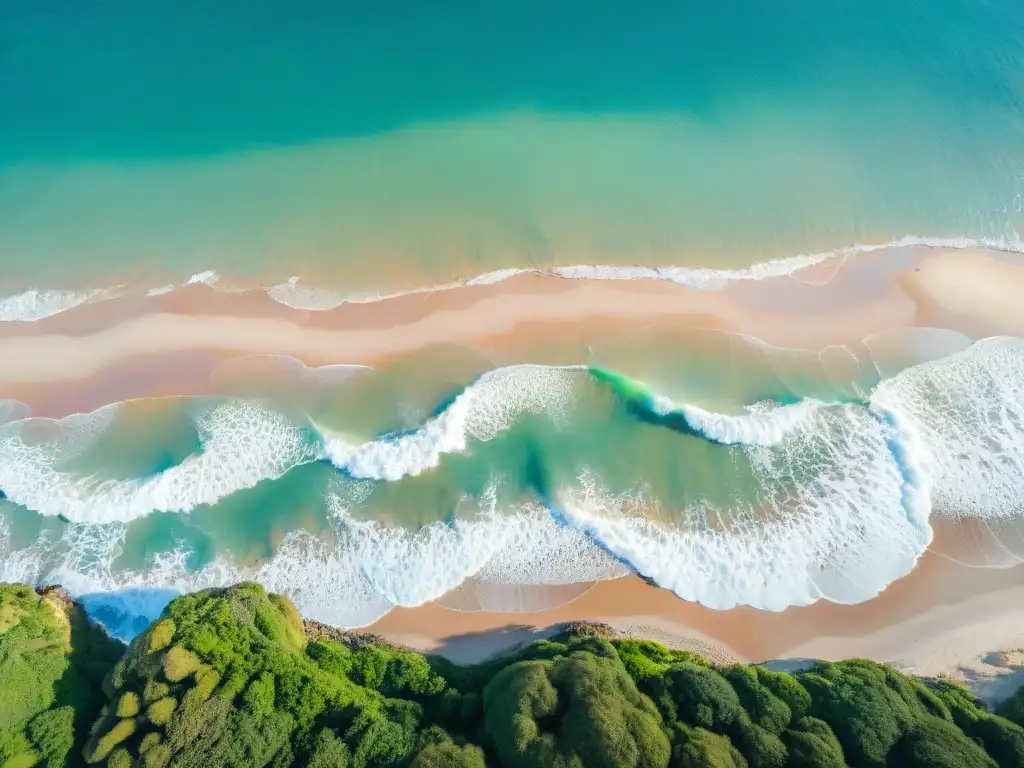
367, 536, 1024, 702
4, 246, 1021, 393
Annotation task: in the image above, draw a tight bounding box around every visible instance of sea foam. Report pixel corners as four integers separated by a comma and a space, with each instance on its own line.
3, 234, 1016, 322
869, 337, 1024, 565
323, 365, 583, 480
0, 288, 116, 322
0, 401, 319, 523
557, 392, 933, 611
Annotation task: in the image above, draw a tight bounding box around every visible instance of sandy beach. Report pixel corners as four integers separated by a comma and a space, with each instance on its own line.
2, 245, 1019, 397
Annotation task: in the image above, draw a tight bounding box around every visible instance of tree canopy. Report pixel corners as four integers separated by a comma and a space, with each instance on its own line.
2, 581, 1023, 768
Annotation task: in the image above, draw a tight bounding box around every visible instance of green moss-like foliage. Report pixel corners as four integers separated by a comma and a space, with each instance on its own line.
929, 679, 1024, 767
107, 746, 132, 768
85, 717, 136, 763
147, 620, 175, 655
999, 684, 1024, 727
115, 692, 139, 719
146, 697, 176, 726
782, 716, 844, 767
142, 679, 169, 704
670, 725, 746, 767
613, 639, 709, 685
482, 650, 671, 768
139, 731, 161, 754
724, 665, 791, 734
302, 727, 350, 767
88, 583, 452, 768
796, 659, 927, 766
7, 580, 1024, 768
162, 645, 199, 682
0, 584, 122, 768
410, 727, 486, 768
888, 714, 999, 767
658, 662, 743, 732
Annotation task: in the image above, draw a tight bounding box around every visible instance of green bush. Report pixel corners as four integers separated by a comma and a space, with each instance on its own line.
9, 580, 1024, 768
887, 714, 998, 767
146, 697, 176, 726
724, 665, 791, 734
660, 662, 742, 732
670, 725, 746, 768
108, 746, 133, 768
143, 679, 170, 704
782, 717, 844, 767
0, 585, 121, 768
753, 667, 811, 721
116, 691, 139, 718
26, 706, 75, 768
796, 659, 920, 765
1000, 685, 1024, 727
85, 717, 136, 763
148, 620, 175, 654
483, 651, 670, 768
162, 646, 200, 682
303, 727, 350, 768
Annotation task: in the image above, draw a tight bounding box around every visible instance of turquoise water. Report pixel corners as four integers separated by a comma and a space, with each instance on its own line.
1, 0, 1023, 299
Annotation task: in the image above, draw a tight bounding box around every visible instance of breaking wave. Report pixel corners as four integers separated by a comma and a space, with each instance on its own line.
0, 401, 320, 523
0, 338, 1022, 631
323, 365, 583, 480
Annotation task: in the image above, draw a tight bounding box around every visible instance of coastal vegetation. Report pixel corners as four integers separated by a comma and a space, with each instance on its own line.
2, 582, 1023, 768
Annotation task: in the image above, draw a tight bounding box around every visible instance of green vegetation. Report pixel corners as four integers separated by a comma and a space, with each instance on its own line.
0, 585, 123, 768
3, 580, 1024, 767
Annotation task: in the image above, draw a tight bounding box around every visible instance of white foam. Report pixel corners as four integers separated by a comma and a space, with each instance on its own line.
871, 336, 1024, 522
0, 401, 319, 523
266, 277, 350, 311
558, 399, 933, 611
1, 234, 1019, 322
257, 234, 1024, 310
323, 365, 583, 480
0, 287, 116, 322
673, 398, 825, 447
187, 270, 219, 285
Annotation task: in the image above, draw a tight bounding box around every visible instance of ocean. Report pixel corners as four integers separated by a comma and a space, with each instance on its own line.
1, 0, 1023, 639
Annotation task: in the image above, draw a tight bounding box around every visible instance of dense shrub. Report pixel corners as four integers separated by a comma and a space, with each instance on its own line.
658, 662, 743, 732
670, 725, 746, 767
782, 717, 844, 767
483, 650, 671, 768
887, 714, 998, 767
0, 584, 122, 768
8, 580, 1024, 768
795, 659, 923, 765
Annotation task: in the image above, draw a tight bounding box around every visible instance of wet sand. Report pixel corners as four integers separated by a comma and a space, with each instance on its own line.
4, 245, 1012, 393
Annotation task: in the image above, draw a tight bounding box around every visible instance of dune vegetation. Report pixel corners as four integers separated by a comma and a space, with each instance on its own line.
2, 581, 1023, 767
